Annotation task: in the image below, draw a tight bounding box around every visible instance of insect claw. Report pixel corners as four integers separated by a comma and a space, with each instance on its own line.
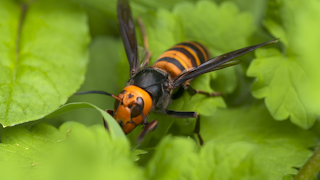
137, 120, 158, 143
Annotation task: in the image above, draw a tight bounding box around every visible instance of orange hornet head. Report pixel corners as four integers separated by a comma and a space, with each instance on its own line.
111, 85, 152, 134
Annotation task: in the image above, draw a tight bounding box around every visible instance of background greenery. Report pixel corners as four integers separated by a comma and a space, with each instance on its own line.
1, 0, 320, 179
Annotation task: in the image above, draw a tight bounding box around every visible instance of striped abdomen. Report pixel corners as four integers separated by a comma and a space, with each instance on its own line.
152, 41, 210, 78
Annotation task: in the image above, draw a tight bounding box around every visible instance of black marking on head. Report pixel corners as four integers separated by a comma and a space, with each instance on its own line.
128, 94, 134, 98
131, 97, 144, 118
136, 97, 144, 107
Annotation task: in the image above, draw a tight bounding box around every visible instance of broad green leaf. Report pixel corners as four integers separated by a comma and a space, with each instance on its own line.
0, 0, 90, 126
45, 102, 126, 140
200, 102, 318, 179
45, 122, 143, 180
247, 0, 320, 129
0, 122, 142, 180
0, 123, 66, 180
248, 48, 318, 128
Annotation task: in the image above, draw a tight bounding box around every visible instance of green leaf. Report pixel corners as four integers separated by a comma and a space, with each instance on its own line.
145, 136, 199, 180
247, 0, 320, 128
218, 0, 269, 26
200, 102, 318, 179
0, 0, 90, 126
247, 48, 318, 128
0, 122, 143, 180
45, 102, 126, 140
132, 148, 148, 161
173, 1, 254, 55
45, 122, 143, 180
0, 123, 66, 180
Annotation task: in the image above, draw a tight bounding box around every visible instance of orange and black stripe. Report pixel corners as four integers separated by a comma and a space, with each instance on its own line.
153, 41, 210, 78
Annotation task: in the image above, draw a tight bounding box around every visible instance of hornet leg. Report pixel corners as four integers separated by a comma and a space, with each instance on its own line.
164, 109, 204, 145
137, 120, 158, 143
183, 83, 222, 97
137, 17, 152, 68
105, 109, 158, 143
171, 86, 185, 99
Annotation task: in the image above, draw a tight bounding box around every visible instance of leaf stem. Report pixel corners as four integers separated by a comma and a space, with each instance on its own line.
5, 3, 28, 120
294, 145, 320, 180
14, 3, 27, 81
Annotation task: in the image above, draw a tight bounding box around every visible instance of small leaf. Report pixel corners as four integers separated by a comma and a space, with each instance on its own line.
145, 136, 199, 180
132, 148, 148, 161
0, 0, 90, 126
45, 102, 126, 140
